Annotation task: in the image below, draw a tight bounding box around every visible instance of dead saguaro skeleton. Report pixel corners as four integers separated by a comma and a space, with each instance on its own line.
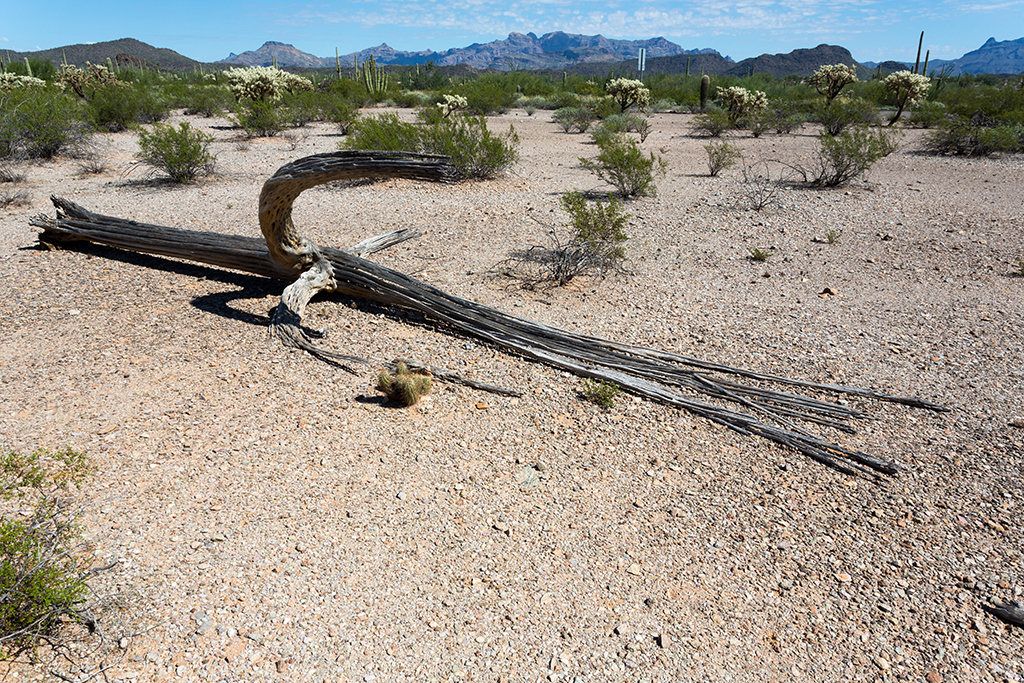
31, 151, 947, 478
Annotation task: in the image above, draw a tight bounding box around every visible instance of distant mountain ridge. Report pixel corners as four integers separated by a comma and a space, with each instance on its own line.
219, 32, 721, 70
4, 34, 1023, 76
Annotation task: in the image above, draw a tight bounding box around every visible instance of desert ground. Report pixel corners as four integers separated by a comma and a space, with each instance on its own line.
1, 109, 1022, 683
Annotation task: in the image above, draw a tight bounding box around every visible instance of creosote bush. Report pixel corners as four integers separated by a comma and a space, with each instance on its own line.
1, 446, 94, 650
495, 189, 630, 288
344, 110, 518, 180
377, 363, 432, 406
578, 133, 667, 198
812, 125, 900, 187
704, 140, 742, 176
136, 121, 216, 183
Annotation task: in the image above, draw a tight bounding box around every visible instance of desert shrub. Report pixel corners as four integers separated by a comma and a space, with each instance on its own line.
579, 133, 667, 198
518, 96, 555, 111
581, 379, 621, 409
377, 362, 431, 406
974, 125, 1023, 154
690, 108, 733, 137
595, 114, 652, 142
814, 97, 881, 136
737, 161, 788, 211
344, 112, 519, 180
280, 90, 323, 127
0, 88, 90, 159
231, 100, 284, 138
588, 96, 621, 120
1, 447, 94, 649
606, 78, 650, 112
322, 96, 360, 134
704, 140, 742, 176
766, 99, 805, 134
419, 114, 519, 180
906, 100, 948, 128
345, 112, 421, 150
497, 190, 630, 288
180, 84, 233, 117
553, 106, 596, 133
456, 78, 516, 115
0, 58, 56, 82
811, 125, 900, 187
548, 91, 584, 110
86, 83, 168, 132
136, 121, 216, 183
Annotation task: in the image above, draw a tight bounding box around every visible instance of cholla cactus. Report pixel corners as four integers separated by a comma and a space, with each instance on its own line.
716, 86, 768, 122
57, 62, 121, 99
224, 66, 313, 102
441, 94, 468, 117
808, 64, 858, 103
606, 78, 650, 112
0, 72, 46, 92
883, 70, 932, 125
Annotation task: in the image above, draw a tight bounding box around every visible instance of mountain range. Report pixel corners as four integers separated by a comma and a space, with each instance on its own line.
4, 34, 1023, 77
221, 33, 724, 71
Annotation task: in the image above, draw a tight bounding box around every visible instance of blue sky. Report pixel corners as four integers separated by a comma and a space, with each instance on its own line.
3, 0, 1019, 65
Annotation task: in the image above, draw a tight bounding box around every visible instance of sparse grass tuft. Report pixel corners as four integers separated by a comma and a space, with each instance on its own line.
581, 379, 621, 409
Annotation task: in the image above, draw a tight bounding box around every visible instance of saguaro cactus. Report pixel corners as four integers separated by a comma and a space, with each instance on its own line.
700, 74, 710, 110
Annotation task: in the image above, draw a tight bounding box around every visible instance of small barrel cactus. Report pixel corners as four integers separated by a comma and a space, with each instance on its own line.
377, 362, 432, 406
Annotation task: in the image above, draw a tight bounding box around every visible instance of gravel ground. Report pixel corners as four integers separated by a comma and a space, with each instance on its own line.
1, 109, 1022, 683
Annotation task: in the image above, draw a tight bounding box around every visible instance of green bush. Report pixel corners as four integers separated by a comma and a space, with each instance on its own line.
906, 101, 948, 128
280, 90, 323, 128
322, 96, 360, 134
579, 133, 668, 198
136, 121, 216, 183
581, 378, 621, 409
457, 78, 516, 115
344, 112, 519, 180
1, 447, 93, 649
704, 140, 742, 176
498, 190, 631, 288
231, 100, 284, 138
345, 112, 421, 151
814, 97, 880, 136
690, 108, 733, 137
420, 114, 519, 180
812, 125, 899, 187
0, 88, 90, 158
553, 106, 596, 133
180, 84, 233, 117
86, 83, 169, 132
595, 114, 652, 142
923, 117, 1023, 156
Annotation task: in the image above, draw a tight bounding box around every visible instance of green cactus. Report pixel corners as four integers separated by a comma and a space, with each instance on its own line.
377, 362, 432, 406
700, 74, 710, 110
361, 55, 389, 96
685, 56, 690, 76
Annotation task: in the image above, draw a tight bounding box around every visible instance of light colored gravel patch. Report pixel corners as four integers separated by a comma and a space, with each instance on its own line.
1, 110, 1023, 683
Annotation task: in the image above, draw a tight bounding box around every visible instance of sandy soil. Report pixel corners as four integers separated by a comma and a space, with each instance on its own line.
1, 109, 1023, 683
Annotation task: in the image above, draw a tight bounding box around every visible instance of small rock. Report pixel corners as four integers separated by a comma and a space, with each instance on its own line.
874, 656, 890, 671
626, 563, 642, 576
925, 672, 943, 683
614, 623, 630, 636
835, 572, 852, 583
195, 619, 214, 636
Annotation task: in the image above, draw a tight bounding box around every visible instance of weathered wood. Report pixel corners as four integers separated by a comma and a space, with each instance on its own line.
30, 151, 948, 478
